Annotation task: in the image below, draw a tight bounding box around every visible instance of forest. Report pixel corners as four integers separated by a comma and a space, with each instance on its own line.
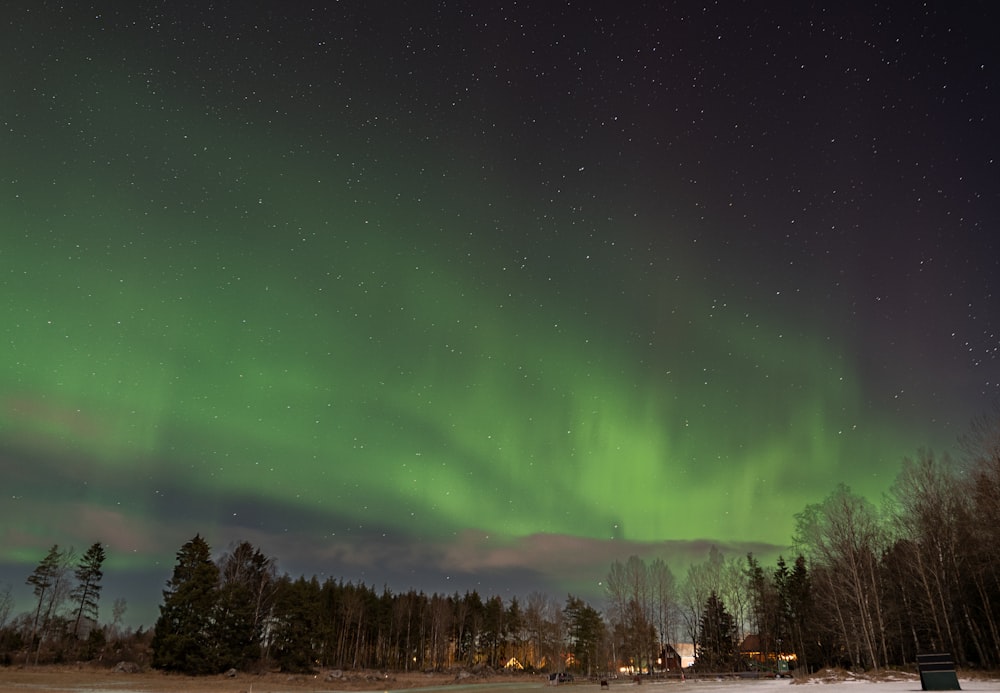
1, 410, 998, 676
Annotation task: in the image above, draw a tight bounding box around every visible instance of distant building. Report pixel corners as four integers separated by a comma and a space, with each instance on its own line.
739, 634, 797, 673
660, 644, 682, 670
672, 643, 696, 669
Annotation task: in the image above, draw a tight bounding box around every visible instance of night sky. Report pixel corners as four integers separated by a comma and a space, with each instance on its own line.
2, 1, 997, 627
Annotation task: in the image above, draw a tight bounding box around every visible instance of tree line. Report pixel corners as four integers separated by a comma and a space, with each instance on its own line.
148, 534, 593, 675
597, 409, 1000, 675
2, 410, 998, 674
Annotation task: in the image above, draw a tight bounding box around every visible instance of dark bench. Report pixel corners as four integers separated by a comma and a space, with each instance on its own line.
917, 653, 961, 691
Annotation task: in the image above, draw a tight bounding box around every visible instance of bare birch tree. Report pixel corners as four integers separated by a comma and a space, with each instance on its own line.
679, 546, 726, 646
649, 558, 678, 648
794, 484, 889, 670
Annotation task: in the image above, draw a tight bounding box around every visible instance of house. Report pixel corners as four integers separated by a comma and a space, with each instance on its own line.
672, 643, 696, 669
660, 644, 682, 670
739, 634, 796, 674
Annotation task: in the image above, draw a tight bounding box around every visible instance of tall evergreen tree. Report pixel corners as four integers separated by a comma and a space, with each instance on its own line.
214, 541, 277, 670
25, 545, 73, 664
783, 555, 815, 671
745, 553, 784, 671
0, 582, 13, 630
696, 592, 738, 672
481, 594, 506, 668
564, 595, 606, 676
270, 575, 322, 672
152, 535, 221, 674
26, 546, 62, 649
71, 542, 106, 638
505, 596, 525, 668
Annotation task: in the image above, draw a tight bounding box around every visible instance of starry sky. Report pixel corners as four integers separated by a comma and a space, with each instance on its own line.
2, 1, 997, 627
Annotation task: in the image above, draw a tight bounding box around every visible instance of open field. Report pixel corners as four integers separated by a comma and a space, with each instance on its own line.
0, 666, 562, 693
0, 666, 459, 693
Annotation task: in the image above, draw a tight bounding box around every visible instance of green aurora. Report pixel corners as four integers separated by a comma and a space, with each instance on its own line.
3, 76, 919, 547
2, 1, 994, 626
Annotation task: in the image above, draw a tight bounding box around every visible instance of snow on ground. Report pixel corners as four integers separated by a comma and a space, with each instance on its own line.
416, 675, 1000, 693
629, 676, 999, 693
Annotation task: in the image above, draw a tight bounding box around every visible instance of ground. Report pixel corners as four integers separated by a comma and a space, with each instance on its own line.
0, 665, 468, 693
2, 666, 998, 693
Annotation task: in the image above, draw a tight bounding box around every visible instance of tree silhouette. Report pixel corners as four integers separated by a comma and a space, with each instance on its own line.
25, 545, 73, 664
564, 594, 606, 676
215, 541, 277, 670
71, 542, 106, 638
696, 591, 737, 672
152, 535, 221, 674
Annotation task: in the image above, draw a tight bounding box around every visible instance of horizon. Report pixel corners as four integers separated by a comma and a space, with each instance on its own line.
3, 531, 792, 631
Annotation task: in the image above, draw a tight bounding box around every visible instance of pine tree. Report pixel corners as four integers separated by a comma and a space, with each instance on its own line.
214, 541, 277, 670
270, 575, 322, 673
696, 591, 738, 672
151, 535, 221, 674
71, 542, 106, 638
564, 595, 606, 676
784, 555, 814, 671
25, 545, 73, 664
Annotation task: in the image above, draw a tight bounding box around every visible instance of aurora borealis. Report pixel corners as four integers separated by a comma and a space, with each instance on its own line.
2, 1, 997, 626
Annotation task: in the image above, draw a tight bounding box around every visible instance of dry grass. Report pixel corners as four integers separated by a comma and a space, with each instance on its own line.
790, 667, 918, 684
0, 665, 468, 693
